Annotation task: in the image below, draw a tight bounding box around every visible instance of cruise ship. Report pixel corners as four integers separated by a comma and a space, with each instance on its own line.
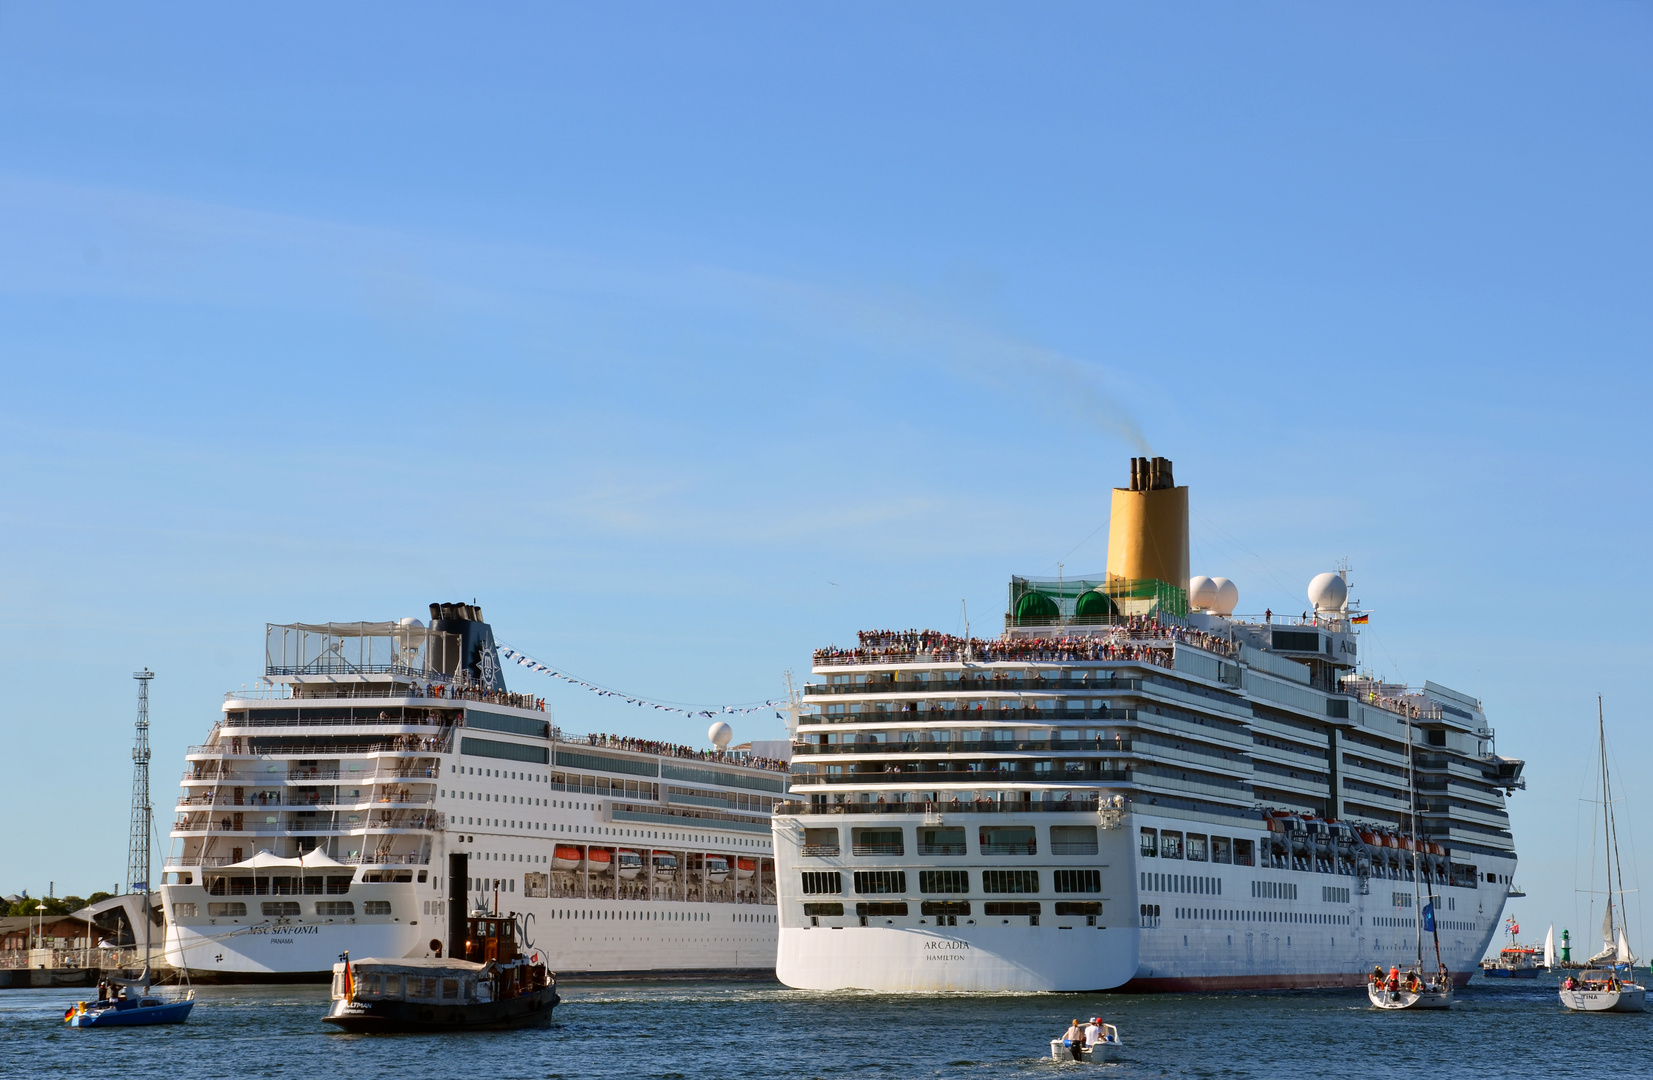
161, 604, 784, 980
773, 457, 1524, 992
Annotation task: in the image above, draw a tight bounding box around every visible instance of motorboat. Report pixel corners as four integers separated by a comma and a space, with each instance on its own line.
1367, 968, 1452, 1010
1049, 1020, 1121, 1062
323, 911, 558, 1032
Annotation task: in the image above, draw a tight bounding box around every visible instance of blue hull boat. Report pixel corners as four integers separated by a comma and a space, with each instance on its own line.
67, 995, 195, 1026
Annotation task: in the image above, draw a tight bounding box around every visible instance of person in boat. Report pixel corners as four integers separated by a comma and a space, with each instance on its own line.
1062, 1020, 1085, 1060
1563, 975, 1575, 991
1370, 965, 1384, 987
1084, 1018, 1101, 1048
1386, 965, 1400, 991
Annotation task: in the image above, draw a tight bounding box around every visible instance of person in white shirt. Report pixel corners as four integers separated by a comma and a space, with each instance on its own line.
1084, 1019, 1102, 1047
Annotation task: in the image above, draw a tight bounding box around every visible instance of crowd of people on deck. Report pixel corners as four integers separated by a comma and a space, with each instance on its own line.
422, 683, 545, 711
583, 733, 789, 772
814, 620, 1236, 668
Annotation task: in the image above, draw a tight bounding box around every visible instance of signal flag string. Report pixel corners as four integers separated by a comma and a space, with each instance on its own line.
496, 644, 786, 719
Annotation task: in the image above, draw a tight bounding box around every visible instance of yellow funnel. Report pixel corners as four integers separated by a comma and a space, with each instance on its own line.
1106, 456, 1188, 591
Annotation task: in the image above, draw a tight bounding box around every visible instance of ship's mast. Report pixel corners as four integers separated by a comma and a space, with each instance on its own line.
128, 669, 154, 895
1599, 697, 1615, 953
1406, 710, 1424, 971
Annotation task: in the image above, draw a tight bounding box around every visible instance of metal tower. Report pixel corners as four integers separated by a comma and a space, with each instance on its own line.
126, 669, 154, 894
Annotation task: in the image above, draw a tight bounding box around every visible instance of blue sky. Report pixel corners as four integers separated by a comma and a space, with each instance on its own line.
2, 3, 1649, 945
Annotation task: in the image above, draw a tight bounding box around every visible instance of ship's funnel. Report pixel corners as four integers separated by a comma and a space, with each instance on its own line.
1106, 456, 1189, 592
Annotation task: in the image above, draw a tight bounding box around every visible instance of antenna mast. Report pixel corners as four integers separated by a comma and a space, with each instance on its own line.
127, 669, 154, 895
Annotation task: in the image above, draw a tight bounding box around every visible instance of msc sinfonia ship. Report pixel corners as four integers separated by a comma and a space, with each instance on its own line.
773, 457, 1525, 992
161, 604, 784, 979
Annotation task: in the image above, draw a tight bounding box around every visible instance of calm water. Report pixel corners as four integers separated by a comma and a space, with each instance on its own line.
4, 973, 1650, 1079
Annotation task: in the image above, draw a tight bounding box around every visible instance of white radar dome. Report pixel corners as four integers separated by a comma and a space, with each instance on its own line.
1188, 576, 1217, 611
399, 617, 424, 629
708, 721, 733, 749
1210, 578, 1239, 616
1308, 572, 1348, 613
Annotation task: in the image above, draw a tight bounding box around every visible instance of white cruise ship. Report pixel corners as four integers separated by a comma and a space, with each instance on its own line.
773, 457, 1524, 992
161, 604, 784, 980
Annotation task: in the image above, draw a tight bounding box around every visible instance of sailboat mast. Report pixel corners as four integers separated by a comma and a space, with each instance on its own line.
1602, 697, 1632, 964
1599, 697, 1615, 948
1407, 711, 1423, 967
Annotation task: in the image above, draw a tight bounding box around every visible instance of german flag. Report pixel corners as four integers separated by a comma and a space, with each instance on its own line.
339, 951, 354, 1001
1351, 614, 1369, 624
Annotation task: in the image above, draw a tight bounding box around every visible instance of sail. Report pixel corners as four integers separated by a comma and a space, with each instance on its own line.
1544, 925, 1555, 968
1618, 928, 1636, 965
1602, 906, 1615, 950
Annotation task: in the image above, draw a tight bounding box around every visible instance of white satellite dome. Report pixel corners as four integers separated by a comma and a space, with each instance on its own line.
1210, 578, 1239, 616
708, 721, 733, 749
398, 617, 424, 629
1188, 576, 1217, 611
1308, 572, 1348, 613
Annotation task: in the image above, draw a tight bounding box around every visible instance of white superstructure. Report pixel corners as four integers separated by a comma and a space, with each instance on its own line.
773, 458, 1523, 992
162, 604, 783, 979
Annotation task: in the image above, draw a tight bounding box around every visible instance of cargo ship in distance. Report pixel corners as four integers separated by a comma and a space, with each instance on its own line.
773, 457, 1524, 992
162, 604, 784, 980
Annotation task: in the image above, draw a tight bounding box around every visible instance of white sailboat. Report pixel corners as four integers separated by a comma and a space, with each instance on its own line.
1560, 699, 1645, 1013
1368, 711, 1452, 1010
1544, 925, 1556, 971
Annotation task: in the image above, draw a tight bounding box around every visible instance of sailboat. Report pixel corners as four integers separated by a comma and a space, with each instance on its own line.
1560, 700, 1645, 1013
1368, 711, 1453, 1010
65, 883, 195, 1025
1544, 925, 1556, 971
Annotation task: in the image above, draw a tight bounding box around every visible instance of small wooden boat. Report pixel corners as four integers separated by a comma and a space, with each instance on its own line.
1049, 1020, 1121, 1062
323, 912, 558, 1032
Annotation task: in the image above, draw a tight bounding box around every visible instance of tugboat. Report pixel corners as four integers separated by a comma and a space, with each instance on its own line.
323, 908, 559, 1032
1479, 918, 1543, 979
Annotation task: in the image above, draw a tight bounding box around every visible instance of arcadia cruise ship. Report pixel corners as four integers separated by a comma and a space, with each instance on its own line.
162, 604, 785, 980
773, 457, 1524, 992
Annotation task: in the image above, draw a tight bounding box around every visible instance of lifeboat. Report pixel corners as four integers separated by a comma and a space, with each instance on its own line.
616, 849, 643, 880
704, 856, 730, 883
581, 848, 612, 874
1358, 829, 1379, 847
652, 851, 679, 876
736, 856, 757, 880
552, 845, 582, 871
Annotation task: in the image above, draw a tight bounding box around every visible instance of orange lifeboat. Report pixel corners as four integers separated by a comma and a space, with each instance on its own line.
581, 848, 612, 874
736, 856, 757, 880
552, 845, 582, 871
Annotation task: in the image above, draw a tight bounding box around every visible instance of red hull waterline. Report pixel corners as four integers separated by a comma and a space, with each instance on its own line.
1120, 971, 1472, 993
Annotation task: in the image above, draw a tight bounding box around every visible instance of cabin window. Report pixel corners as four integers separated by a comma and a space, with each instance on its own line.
261, 902, 301, 917
981, 870, 1039, 894
851, 828, 904, 856
364, 901, 392, 915
800, 871, 843, 895
1053, 870, 1102, 894
1233, 839, 1254, 867
979, 826, 1037, 855
208, 902, 246, 917
1160, 831, 1184, 859
1050, 825, 1098, 855
802, 828, 840, 856
1186, 835, 1208, 862
918, 870, 969, 894
1211, 837, 1232, 864
1139, 829, 1157, 857
172, 903, 197, 919
803, 902, 844, 917
316, 901, 354, 916
852, 870, 907, 895
442, 978, 460, 1000
918, 827, 966, 855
